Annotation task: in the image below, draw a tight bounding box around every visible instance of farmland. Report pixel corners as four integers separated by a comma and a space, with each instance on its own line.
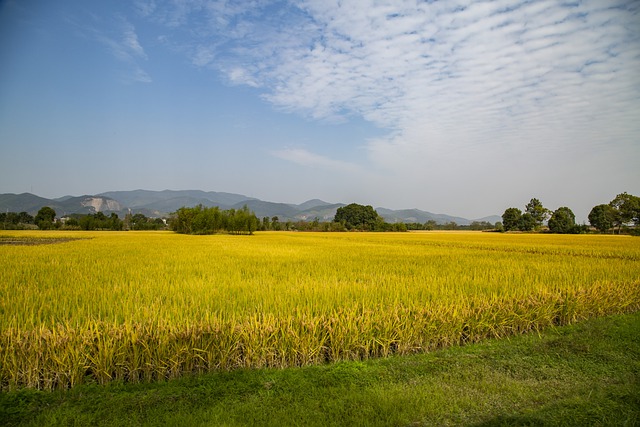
1, 230, 639, 390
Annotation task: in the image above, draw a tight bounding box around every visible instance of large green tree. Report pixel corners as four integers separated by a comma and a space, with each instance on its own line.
501, 207, 522, 231
609, 192, 640, 233
548, 207, 576, 233
333, 203, 380, 231
18, 212, 34, 224
588, 204, 616, 233
35, 206, 56, 229
525, 198, 550, 230
519, 213, 536, 232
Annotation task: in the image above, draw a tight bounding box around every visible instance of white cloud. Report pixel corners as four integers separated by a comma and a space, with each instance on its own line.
131, 66, 152, 84
83, 15, 151, 83
121, 20, 147, 60
272, 148, 362, 173
139, 0, 640, 217
191, 45, 216, 67
225, 66, 260, 87
134, 0, 157, 18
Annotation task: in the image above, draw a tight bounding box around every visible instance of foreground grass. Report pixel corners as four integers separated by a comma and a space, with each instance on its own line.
2, 312, 638, 426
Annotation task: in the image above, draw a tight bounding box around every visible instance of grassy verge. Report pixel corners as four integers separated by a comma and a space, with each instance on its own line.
2, 312, 639, 426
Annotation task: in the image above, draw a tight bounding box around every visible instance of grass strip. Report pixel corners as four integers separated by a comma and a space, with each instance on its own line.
2, 312, 639, 426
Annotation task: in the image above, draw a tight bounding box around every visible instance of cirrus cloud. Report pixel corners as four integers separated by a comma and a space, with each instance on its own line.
136, 0, 640, 217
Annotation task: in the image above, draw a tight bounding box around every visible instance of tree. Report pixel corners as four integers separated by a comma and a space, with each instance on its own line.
502, 208, 522, 231
18, 212, 34, 224
588, 204, 616, 233
230, 205, 259, 235
525, 198, 550, 230
170, 205, 259, 235
35, 206, 56, 222
469, 221, 493, 231
109, 213, 123, 231
1, 211, 35, 229
333, 203, 380, 231
171, 206, 197, 234
443, 221, 458, 230
79, 214, 95, 230
271, 216, 281, 231
64, 217, 80, 228
130, 213, 148, 230
519, 213, 536, 231
262, 216, 271, 231
393, 222, 407, 232
423, 220, 437, 231
548, 207, 576, 233
94, 211, 107, 222
609, 192, 640, 233
35, 206, 56, 229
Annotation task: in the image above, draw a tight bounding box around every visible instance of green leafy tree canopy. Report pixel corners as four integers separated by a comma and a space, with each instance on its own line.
548, 207, 576, 234
501, 207, 522, 231
171, 204, 258, 235
35, 206, 56, 229
609, 192, 640, 230
588, 204, 616, 233
525, 198, 550, 230
333, 203, 381, 231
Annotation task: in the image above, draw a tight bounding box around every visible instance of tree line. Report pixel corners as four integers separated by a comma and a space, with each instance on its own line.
402, 220, 496, 231
4, 192, 638, 234
170, 203, 408, 234
1, 206, 60, 230
501, 193, 640, 234
1, 207, 166, 231
64, 212, 166, 231
170, 205, 259, 235
0, 211, 37, 229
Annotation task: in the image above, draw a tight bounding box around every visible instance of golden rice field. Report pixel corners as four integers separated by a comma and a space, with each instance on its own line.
1, 230, 639, 390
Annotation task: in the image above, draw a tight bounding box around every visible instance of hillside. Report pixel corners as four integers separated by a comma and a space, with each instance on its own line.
0, 190, 499, 225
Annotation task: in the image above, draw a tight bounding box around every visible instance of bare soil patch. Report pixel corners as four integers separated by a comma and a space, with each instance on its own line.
0, 236, 82, 246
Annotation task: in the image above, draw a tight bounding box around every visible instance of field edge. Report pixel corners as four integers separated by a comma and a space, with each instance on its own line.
2, 310, 639, 426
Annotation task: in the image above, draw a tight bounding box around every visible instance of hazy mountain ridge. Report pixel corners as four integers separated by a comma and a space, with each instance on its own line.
0, 193, 123, 216
99, 190, 257, 208
0, 191, 500, 225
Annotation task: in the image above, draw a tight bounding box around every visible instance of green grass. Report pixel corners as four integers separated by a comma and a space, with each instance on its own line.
2, 312, 639, 426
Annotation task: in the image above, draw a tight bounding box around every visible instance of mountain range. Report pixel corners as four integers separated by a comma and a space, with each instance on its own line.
0, 190, 500, 225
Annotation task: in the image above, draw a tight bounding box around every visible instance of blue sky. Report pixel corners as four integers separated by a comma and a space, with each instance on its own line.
1, 0, 638, 220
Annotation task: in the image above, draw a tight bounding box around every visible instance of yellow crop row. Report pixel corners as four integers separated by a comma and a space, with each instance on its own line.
1, 230, 639, 389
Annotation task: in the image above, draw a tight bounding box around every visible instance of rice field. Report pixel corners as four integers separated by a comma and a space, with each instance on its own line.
1, 230, 639, 390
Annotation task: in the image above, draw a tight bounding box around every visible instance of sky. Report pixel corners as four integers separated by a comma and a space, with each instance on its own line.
1, 0, 638, 221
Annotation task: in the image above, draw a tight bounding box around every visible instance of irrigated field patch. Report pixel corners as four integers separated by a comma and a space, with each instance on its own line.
1, 230, 639, 390
0, 235, 82, 246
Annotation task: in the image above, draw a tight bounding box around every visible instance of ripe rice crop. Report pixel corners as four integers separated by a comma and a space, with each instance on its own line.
1, 230, 639, 390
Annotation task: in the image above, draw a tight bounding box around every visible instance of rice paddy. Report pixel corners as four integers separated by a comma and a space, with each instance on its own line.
1, 230, 639, 390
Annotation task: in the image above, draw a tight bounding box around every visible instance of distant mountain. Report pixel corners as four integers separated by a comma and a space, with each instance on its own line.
99, 190, 256, 209
57, 196, 123, 215
0, 193, 122, 216
0, 193, 53, 213
297, 203, 346, 221
52, 195, 75, 202
231, 200, 300, 219
0, 190, 499, 225
295, 199, 332, 211
377, 208, 466, 225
